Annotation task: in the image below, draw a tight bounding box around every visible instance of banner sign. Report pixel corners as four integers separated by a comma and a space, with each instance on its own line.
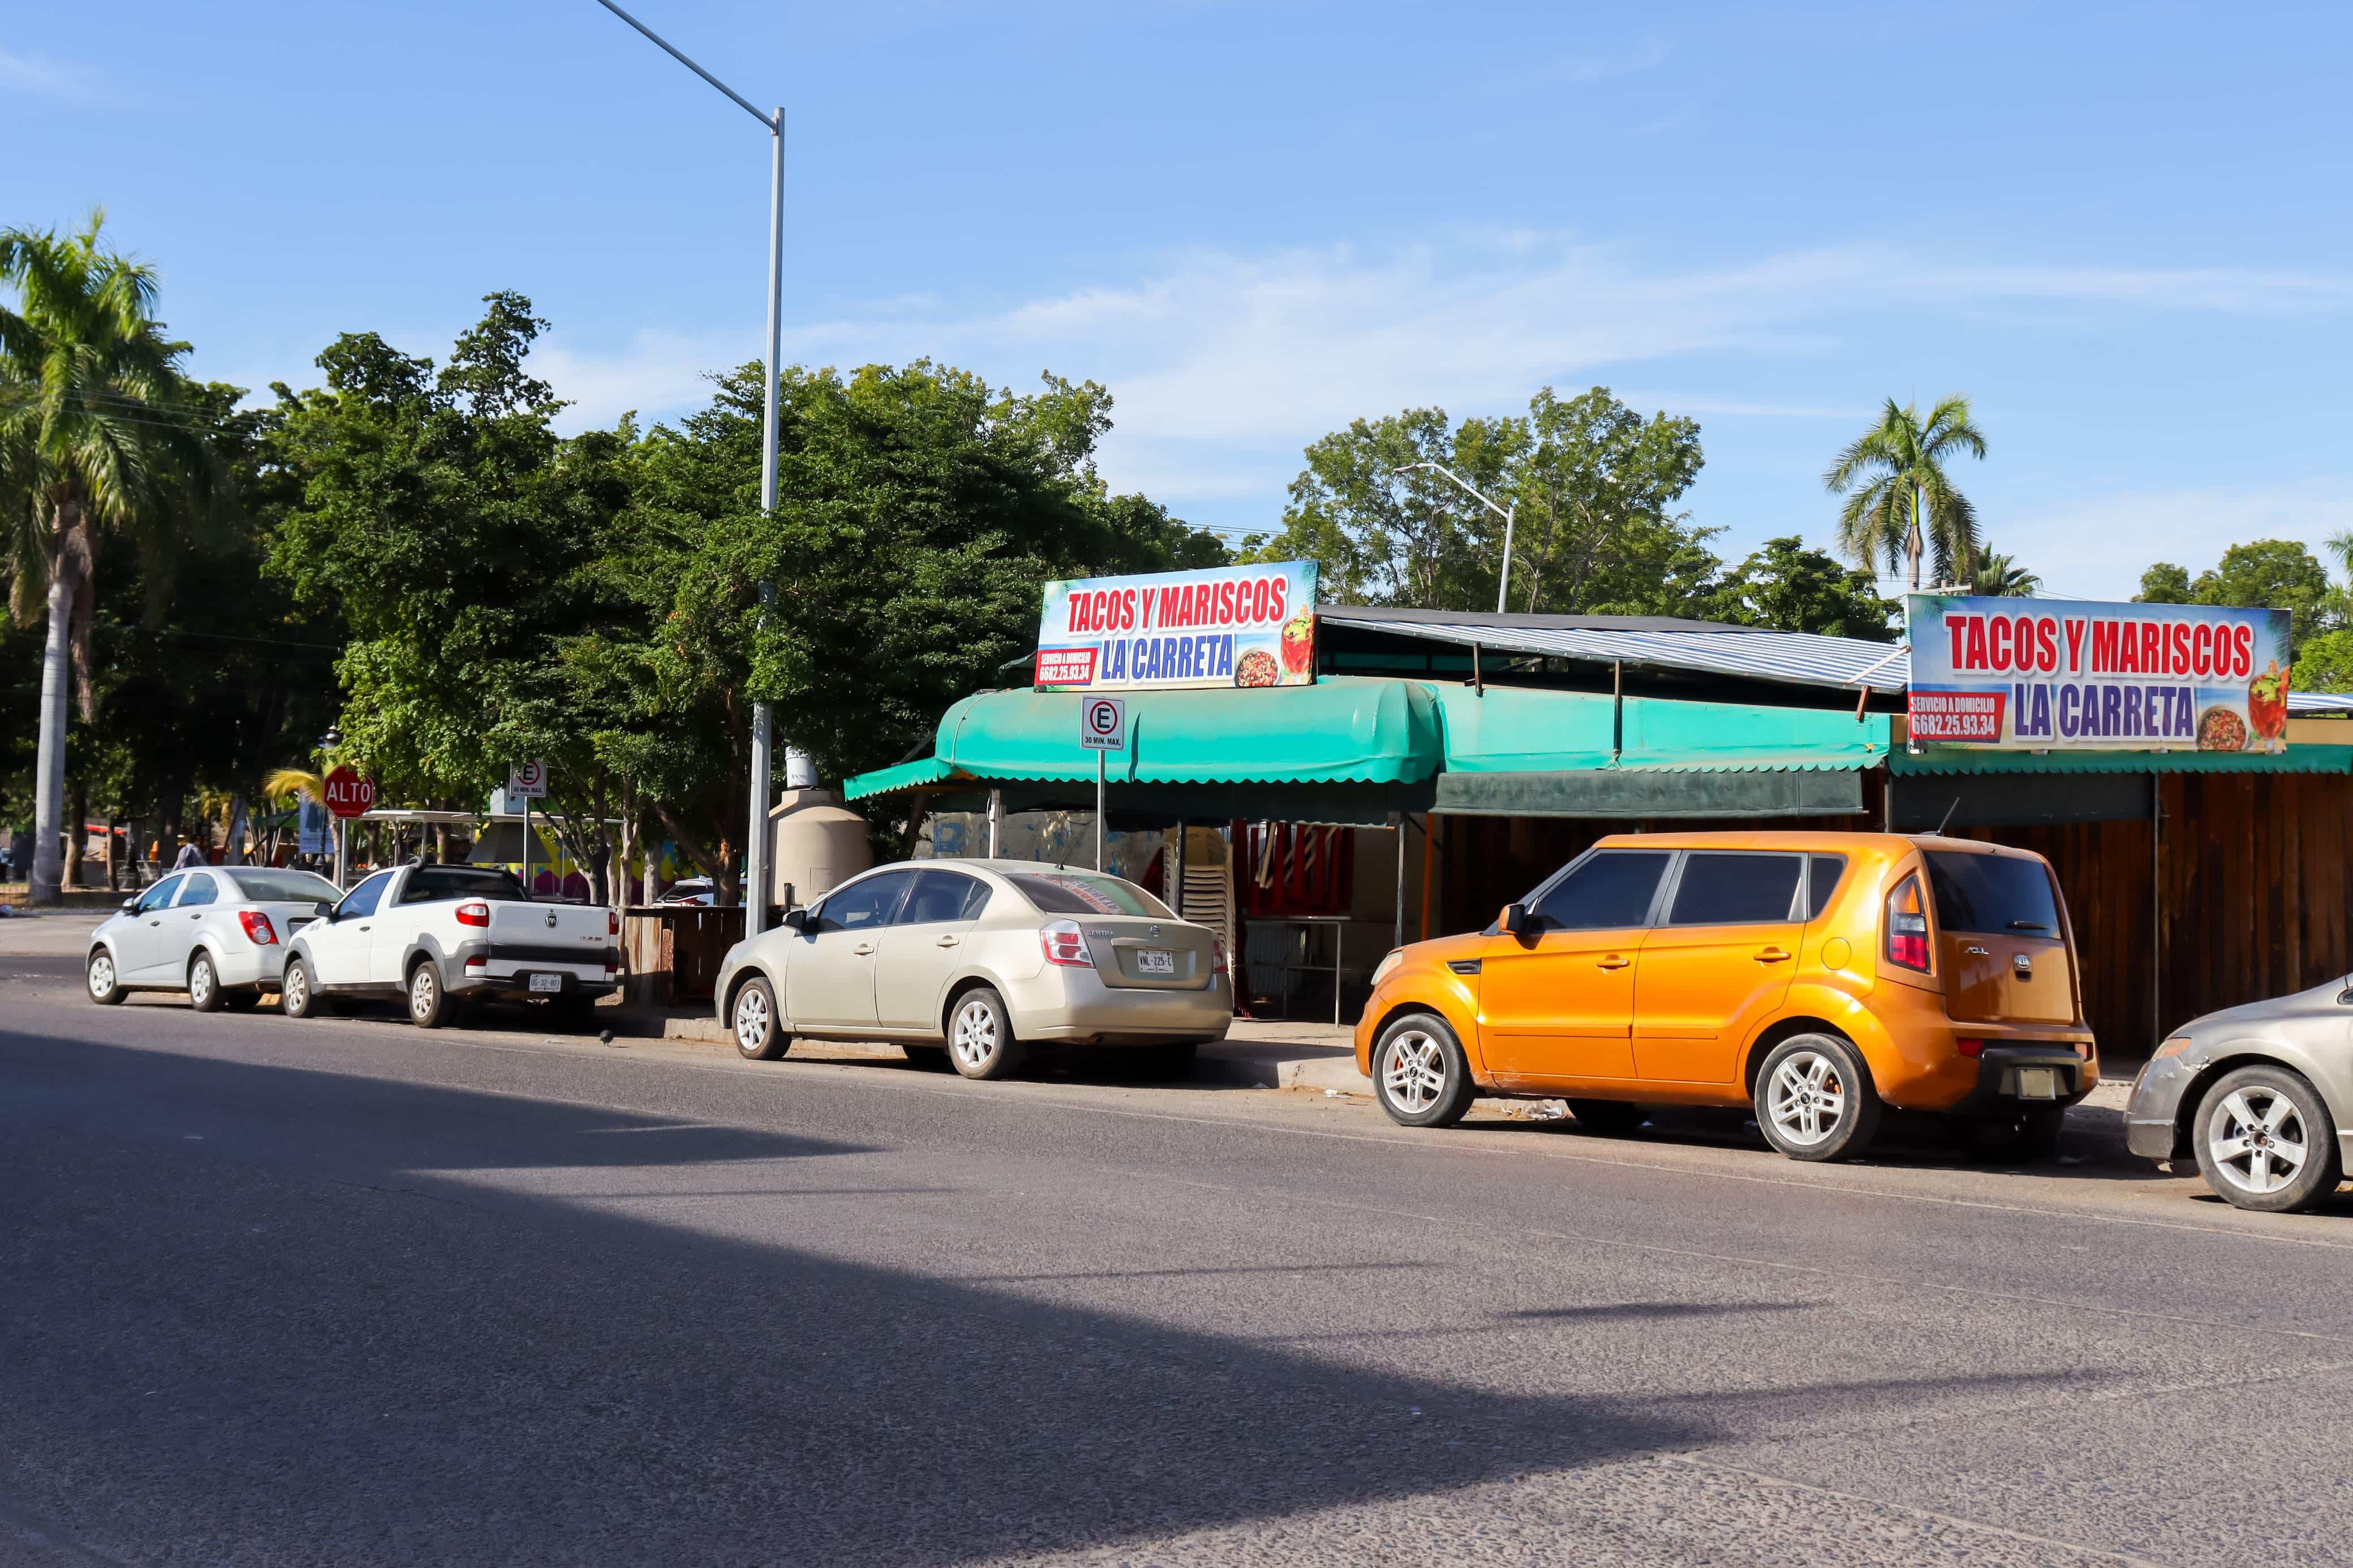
1036, 561, 1318, 690
1906, 594, 2291, 752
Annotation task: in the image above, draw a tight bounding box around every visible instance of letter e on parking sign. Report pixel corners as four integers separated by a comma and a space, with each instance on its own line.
1080, 697, 1126, 750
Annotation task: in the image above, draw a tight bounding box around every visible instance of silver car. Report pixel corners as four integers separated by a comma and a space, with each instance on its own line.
2126, 980, 2353, 1212
86, 866, 342, 1012
713, 860, 1232, 1078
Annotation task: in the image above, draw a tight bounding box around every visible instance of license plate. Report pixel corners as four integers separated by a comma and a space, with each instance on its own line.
1136, 949, 1177, 976
529, 973, 564, 995
2016, 1067, 2060, 1100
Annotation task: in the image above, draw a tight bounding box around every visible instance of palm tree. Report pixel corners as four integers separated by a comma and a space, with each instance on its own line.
1825, 396, 1987, 592
1970, 548, 2041, 597
0, 211, 214, 905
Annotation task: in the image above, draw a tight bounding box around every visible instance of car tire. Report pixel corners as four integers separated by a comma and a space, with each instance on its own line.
407, 961, 450, 1029
1372, 1012, 1477, 1129
87, 948, 126, 1005
1566, 1099, 1649, 1135
1755, 1033, 1881, 1163
188, 951, 225, 1014
946, 987, 1024, 1080
731, 977, 788, 1061
902, 1044, 953, 1072
2192, 1065, 2344, 1213
1960, 1106, 2067, 1163
280, 957, 324, 1020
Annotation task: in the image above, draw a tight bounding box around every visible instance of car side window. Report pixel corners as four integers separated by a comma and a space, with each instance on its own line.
1804, 854, 1850, 918
135, 875, 184, 914
896, 870, 988, 926
815, 870, 913, 934
1667, 853, 1805, 926
176, 872, 219, 909
1528, 850, 1673, 931
335, 872, 393, 922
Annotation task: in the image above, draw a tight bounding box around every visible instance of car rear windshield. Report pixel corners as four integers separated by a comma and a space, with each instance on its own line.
1005, 872, 1171, 918
1924, 851, 2061, 936
398, 866, 529, 904
225, 869, 342, 904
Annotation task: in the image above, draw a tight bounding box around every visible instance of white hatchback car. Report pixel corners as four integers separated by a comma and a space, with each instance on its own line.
86, 866, 343, 1012
714, 861, 1234, 1078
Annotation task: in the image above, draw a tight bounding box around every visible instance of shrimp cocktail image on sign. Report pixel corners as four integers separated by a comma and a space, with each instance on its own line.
1906, 595, 2292, 752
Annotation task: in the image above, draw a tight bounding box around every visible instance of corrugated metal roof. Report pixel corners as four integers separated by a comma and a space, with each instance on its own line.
1316, 607, 1912, 691
1317, 606, 2353, 711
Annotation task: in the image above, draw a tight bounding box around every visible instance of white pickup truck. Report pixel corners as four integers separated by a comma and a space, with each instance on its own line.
277, 862, 620, 1029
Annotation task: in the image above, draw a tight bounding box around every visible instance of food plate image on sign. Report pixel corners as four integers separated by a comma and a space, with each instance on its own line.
1904, 595, 2292, 752
1035, 561, 1318, 691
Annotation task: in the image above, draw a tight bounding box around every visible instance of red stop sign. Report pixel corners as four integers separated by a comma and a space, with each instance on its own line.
322, 766, 376, 819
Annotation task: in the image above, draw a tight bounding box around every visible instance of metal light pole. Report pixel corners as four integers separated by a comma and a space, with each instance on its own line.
594, 0, 785, 935
1401, 461, 1517, 613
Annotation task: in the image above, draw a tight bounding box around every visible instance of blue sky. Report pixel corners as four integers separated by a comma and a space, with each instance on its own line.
6, 1, 2349, 598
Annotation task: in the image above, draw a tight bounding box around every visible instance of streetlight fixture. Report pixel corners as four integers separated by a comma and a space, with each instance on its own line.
1399, 461, 1519, 614
592, 0, 785, 934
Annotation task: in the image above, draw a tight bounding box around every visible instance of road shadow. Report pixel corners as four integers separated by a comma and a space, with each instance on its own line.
0, 1034, 2101, 1567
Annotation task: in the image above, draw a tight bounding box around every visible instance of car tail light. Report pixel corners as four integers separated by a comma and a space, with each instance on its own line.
238, 911, 278, 945
1040, 919, 1093, 967
1212, 938, 1229, 977
455, 901, 490, 928
608, 910, 620, 936
1885, 875, 1932, 973
1956, 1038, 1985, 1057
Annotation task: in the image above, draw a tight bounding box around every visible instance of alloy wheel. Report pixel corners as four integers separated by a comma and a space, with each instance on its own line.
410, 967, 437, 1022
2208, 1086, 2310, 1195
189, 957, 214, 1008
734, 985, 772, 1053
87, 953, 116, 999
950, 998, 998, 1070
1381, 1030, 1447, 1116
1766, 1049, 1846, 1148
283, 965, 308, 1013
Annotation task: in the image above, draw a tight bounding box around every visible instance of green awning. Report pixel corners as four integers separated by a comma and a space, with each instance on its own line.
842, 676, 1442, 801
1893, 745, 2353, 776
1427, 683, 1890, 774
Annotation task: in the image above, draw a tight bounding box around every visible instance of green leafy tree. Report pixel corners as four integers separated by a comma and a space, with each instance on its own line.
1825, 395, 1986, 591
2189, 539, 2339, 655
0, 211, 219, 903
2134, 562, 2192, 603
1705, 537, 1897, 639
1244, 387, 1712, 615
2291, 629, 2353, 694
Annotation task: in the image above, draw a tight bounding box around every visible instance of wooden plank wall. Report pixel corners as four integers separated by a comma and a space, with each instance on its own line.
1425, 772, 2353, 1062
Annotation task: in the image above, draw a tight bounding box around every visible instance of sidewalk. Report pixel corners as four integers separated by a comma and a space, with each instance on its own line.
656, 1007, 1371, 1092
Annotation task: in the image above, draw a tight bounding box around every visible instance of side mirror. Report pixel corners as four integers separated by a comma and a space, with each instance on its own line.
316, 901, 338, 922
120, 897, 139, 913
1499, 902, 1531, 938
783, 907, 812, 935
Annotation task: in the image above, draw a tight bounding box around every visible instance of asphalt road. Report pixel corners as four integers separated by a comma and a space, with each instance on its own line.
7, 931, 2353, 1567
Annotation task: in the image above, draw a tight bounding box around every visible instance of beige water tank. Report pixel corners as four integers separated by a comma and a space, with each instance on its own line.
767, 788, 872, 909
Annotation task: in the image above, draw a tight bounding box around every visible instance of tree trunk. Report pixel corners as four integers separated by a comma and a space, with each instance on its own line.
29, 542, 75, 905
104, 813, 121, 892
653, 801, 738, 906
62, 778, 88, 890
226, 795, 249, 865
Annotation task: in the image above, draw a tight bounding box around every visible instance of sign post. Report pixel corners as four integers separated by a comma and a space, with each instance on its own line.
1079, 697, 1126, 871
322, 766, 375, 889
508, 761, 549, 899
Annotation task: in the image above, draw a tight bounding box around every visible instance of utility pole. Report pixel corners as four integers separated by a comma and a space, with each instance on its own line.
593, 0, 786, 935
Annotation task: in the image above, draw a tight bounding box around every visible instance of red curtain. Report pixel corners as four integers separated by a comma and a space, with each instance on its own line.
1235, 822, 1354, 918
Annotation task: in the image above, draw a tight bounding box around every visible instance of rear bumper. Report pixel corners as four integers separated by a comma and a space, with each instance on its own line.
210, 945, 288, 988
1946, 1044, 2097, 1117
1003, 967, 1235, 1043
447, 973, 618, 1000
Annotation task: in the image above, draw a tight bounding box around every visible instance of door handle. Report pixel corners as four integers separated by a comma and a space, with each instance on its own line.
1596, 954, 1631, 970
854, 942, 876, 956
936, 935, 959, 948
358, 923, 372, 932
1756, 947, 1791, 963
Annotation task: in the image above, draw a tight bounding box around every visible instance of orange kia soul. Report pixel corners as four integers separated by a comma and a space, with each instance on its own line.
1355, 832, 2098, 1161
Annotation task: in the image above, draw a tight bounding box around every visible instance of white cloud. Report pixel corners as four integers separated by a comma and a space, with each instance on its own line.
529, 234, 2353, 533
2005, 479, 2353, 601
0, 47, 97, 101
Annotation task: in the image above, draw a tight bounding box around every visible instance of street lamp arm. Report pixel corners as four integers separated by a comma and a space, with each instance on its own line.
592, 0, 778, 128
1399, 460, 1510, 524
